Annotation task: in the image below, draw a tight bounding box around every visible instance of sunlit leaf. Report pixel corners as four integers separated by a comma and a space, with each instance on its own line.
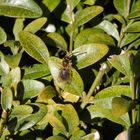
37, 86, 57, 103
46, 136, 67, 140
108, 52, 132, 76
62, 104, 79, 135
126, 21, 140, 33
112, 97, 136, 116
17, 79, 45, 101
5, 53, 22, 68
95, 85, 131, 99
0, 27, 7, 44
74, 28, 115, 48
48, 57, 84, 96
8, 103, 48, 131
43, 0, 61, 12
84, 0, 96, 5
128, 10, 140, 19
22, 64, 50, 80
61, 0, 80, 23
98, 20, 119, 41
0, 0, 42, 18
19, 31, 49, 65
73, 43, 108, 69
47, 32, 67, 50
113, 0, 129, 17
74, 6, 103, 28
13, 18, 25, 40
120, 33, 140, 48
1, 87, 13, 110
24, 17, 47, 33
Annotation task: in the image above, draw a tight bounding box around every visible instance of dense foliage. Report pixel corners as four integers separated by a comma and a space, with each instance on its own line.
0, 0, 140, 139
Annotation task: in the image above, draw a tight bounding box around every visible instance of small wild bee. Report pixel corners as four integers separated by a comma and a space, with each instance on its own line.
59, 52, 73, 82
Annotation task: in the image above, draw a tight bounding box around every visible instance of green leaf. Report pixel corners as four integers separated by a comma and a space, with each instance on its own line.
95, 85, 131, 99
13, 18, 25, 40
98, 20, 120, 41
84, 0, 96, 5
0, 0, 42, 18
37, 86, 57, 103
70, 129, 85, 140
61, 0, 80, 23
87, 105, 130, 128
10, 105, 33, 118
19, 31, 49, 65
74, 6, 103, 28
74, 28, 115, 48
47, 114, 67, 136
43, 0, 61, 12
17, 79, 45, 101
113, 0, 129, 17
0, 27, 7, 44
62, 104, 79, 135
112, 97, 136, 116
0, 52, 9, 75
46, 136, 67, 140
126, 21, 140, 33
24, 17, 47, 33
48, 57, 84, 96
1, 87, 13, 111
8, 103, 48, 131
128, 10, 140, 19
47, 32, 67, 50
22, 64, 50, 80
120, 33, 140, 48
108, 52, 132, 76
5, 53, 22, 68
73, 43, 108, 69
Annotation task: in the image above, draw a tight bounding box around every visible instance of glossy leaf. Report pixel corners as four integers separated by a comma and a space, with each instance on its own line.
47, 32, 67, 50
74, 28, 115, 48
1, 88, 13, 111
24, 17, 47, 33
0, 27, 7, 44
13, 18, 25, 41
73, 43, 108, 69
70, 129, 85, 140
98, 20, 119, 41
112, 97, 136, 116
87, 105, 130, 128
74, 6, 103, 28
46, 136, 67, 140
37, 86, 57, 103
120, 33, 140, 48
84, 0, 96, 5
48, 57, 84, 96
47, 114, 67, 136
0, 52, 9, 75
8, 103, 48, 131
126, 21, 140, 33
0, 0, 42, 18
62, 104, 79, 135
108, 52, 132, 76
5, 53, 22, 68
61, 0, 80, 23
113, 0, 129, 17
95, 85, 131, 99
128, 10, 140, 19
61, 91, 79, 102
17, 79, 45, 101
23, 64, 50, 80
43, 0, 61, 12
10, 105, 33, 118
19, 31, 49, 65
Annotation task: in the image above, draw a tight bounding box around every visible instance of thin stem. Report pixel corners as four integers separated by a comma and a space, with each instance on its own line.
126, 0, 131, 17
69, 29, 74, 53
81, 63, 107, 109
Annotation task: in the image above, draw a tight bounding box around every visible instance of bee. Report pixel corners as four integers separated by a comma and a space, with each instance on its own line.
59, 52, 73, 82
